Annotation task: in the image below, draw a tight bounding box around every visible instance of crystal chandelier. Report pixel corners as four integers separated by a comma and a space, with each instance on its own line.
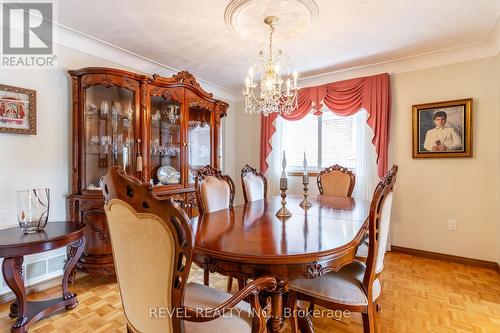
243, 16, 300, 116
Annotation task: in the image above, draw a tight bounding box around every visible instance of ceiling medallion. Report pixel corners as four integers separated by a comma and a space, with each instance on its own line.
224, 0, 319, 39
242, 15, 300, 116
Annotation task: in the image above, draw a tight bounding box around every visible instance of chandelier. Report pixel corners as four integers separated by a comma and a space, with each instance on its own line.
243, 16, 300, 116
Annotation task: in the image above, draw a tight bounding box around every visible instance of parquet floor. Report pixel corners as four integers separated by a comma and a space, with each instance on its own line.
0, 252, 499, 332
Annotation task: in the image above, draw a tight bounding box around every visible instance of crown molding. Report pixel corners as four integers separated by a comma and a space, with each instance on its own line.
46, 16, 500, 101
53, 23, 239, 103
231, 35, 499, 103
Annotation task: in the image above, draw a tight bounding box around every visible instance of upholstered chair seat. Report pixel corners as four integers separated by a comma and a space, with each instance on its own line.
241, 165, 267, 203
355, 239, 369, 259
290, 261, 381, 306
317, 164, 355, 197
184, 283, 252, 332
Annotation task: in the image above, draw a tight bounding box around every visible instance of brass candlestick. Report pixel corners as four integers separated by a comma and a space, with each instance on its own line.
299, 174, 312, 208
276, 176, 292, 218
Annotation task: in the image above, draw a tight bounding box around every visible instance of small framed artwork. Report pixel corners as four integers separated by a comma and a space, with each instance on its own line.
0, 84, 37, 135
412, 98, 472, 158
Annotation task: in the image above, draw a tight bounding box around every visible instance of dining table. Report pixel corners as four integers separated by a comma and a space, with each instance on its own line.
190, 194, 371, 333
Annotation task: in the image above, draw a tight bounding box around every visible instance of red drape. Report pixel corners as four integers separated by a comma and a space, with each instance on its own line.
260, 73, 391, 178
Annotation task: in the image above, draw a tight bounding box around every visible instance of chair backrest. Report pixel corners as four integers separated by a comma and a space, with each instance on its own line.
195, 165, 235, 214
241, 164, 267, 203
100, 167, 192, 333
317, 164, 355, 197
363, 165, 398, 293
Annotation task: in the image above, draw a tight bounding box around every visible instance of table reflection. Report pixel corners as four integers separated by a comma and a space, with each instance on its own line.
192, 195, 368, 261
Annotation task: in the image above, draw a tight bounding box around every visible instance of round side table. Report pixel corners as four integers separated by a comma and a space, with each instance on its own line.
0, 222, 86, 333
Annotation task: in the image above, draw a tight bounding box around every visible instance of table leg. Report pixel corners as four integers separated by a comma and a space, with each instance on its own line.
2, 257, 28, 332
267, 279, 287, 333
62, 238, 85, 309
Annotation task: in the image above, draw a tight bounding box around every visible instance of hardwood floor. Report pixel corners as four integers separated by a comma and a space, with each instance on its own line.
0, 252, 498, 332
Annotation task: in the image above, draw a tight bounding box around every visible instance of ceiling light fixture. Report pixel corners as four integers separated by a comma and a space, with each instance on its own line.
243, 16, 300, 116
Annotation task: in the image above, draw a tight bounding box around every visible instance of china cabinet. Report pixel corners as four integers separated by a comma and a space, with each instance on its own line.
68, 67, 228, 275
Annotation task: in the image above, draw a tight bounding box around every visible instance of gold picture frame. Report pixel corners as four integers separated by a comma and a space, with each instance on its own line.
412, 98, 472, 158
0, 84, 37, 135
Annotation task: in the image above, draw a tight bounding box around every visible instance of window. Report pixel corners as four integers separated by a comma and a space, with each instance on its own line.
281, 110, 356, 171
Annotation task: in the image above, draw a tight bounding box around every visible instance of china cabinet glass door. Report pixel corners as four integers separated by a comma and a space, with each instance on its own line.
150, 96, 182, 186
84, 85, 135, 190
187, 102, 212, 185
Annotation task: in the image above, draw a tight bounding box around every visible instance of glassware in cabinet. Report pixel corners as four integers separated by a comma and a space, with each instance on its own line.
84, 85, 135, 190
149, 95, 182, 186
187, 99, 213, 186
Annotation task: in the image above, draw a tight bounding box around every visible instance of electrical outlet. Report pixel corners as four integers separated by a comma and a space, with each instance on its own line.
448, 219, 457, 231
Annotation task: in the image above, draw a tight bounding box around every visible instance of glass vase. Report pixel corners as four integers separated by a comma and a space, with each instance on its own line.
16, 188, 50, 233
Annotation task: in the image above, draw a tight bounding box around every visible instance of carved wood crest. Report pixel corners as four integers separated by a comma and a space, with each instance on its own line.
189, 99, 213, 110
150, 86, 183, 104
81, 74, 139, 91
200, 257, 218, 273
173, 71, 202, 90
123, 78, 139, 90
305, 261, 329, 279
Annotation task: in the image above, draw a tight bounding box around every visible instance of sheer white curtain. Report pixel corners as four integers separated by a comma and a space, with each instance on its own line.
352, 108, 379, 201
352, 108, 391, 251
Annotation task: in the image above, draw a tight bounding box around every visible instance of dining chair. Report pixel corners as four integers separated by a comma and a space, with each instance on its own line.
317, 164, 355, 197
100, 167, 277, 333
194, 165, 238, 292
355, 169, 398, 263
195, 165, 235, 215
241, 164, 267, 203
288, 165, 398, 333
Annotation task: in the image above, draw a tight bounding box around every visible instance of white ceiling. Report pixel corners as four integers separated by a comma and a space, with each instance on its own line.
57, 0, 500, 93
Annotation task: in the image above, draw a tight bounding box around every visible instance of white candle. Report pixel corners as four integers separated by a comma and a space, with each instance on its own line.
281, 150, 287, 178
293, 70, 298, 87
303, 151, 307, 175
286, 78, 291, 96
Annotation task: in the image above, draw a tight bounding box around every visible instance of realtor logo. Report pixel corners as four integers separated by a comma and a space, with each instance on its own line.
1, 1, 56, 68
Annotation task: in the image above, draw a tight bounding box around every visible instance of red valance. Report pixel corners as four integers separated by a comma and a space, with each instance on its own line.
260, 73, 391, 178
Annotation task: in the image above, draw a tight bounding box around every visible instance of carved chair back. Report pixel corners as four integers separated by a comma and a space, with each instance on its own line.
317, 164, 356, 197
194, 165, 235, 215
241, 164, 267, 203
363, 165, 398, 298
100, 167, 192, 333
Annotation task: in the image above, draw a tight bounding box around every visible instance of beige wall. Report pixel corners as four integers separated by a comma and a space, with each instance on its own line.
233, 103, 261, 204
389, 56, 499, 263
497, 55, 500, 266
234, 56, 500, 263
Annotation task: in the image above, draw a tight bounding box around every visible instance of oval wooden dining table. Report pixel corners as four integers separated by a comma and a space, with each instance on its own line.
190, 195, 370, 333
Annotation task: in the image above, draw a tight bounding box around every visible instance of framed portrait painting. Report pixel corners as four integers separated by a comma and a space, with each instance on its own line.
0, 84, 37, 135
412, 98, 472, 158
